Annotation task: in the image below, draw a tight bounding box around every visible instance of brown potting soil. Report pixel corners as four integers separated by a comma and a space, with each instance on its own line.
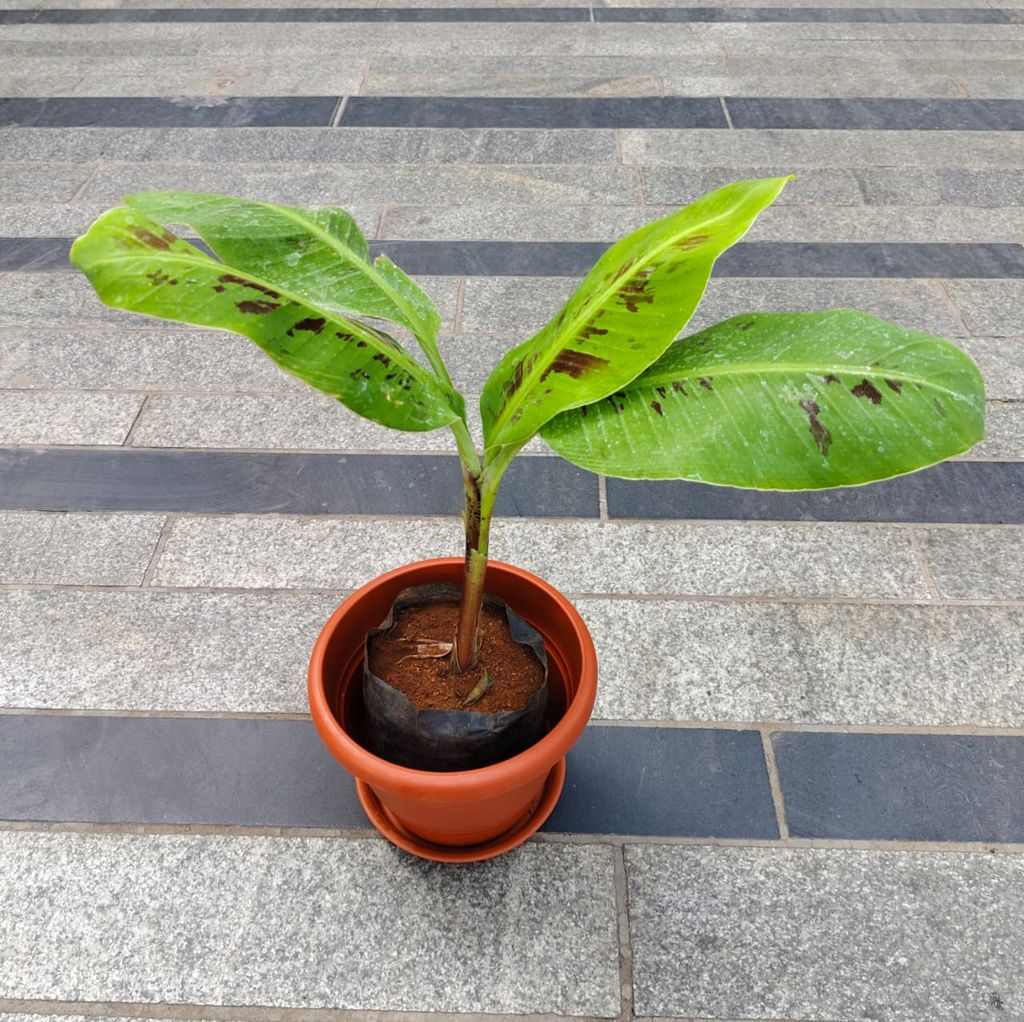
368, 601, 545, 713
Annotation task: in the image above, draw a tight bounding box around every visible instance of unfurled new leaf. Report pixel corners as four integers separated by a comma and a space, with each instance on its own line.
540, 310, 985, 489
479, 176, 793, 452
70, 207, 461, 433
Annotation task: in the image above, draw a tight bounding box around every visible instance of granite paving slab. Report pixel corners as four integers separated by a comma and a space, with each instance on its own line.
626, 845, 1024, 1021
0, 831, 621, 1015
0, 390, 143, 445
0, 510, 164, 586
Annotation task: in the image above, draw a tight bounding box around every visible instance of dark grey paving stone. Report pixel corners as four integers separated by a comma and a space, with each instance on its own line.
340, 96, 727, 129
6, 238, 1022, 279
548, 726, 778, 838
0, 448, 599, 517
0, 97, 339, 128
774, 731, 1024, 843
0, 714, 776, 838
595, 6, 1012, 21
726, 97, 1024, 131
607, 462, 1024, 525
0, 715, 364, 829
12, 6, 589, 21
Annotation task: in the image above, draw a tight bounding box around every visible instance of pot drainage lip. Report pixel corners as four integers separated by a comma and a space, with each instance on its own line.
355, 758, 566, 863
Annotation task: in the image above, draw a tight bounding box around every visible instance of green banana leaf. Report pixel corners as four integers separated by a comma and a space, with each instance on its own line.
539, 310, 985, 489
70, 207, 461, 433
480, 176, 792, 452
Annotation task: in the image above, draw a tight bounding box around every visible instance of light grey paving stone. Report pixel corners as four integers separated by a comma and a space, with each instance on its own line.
0, 390, 143, 445
620, 129, 1024, 169
0, 61, 367, 98
82, 162, 639, 206
0, 203, 381, 237
581, 598, 1024, 727
1, 22, 725, 58
129, 392, 463, 453
380, 204, 1024, 244
693, 21, 1024, 41
648, 165, 1024, 207
0, 327, 308, 392
726, 55, 1024, 78
748, 205, 1024, 244
153, 517, 928, 600
367, 53, 724, 77
439, 333, 516, 393
917, 526, 1024, 600
660, 72, 966, 98
0, 511, 164, 586
0, 163, 97, 203
960, 74, 1024, 99
722, 37, 1024, 59
945, 281, 1024, 337
956, 337, 1024, 401
0, 273, 459, 329
362, 71, 665, 97
382, 204, 664, 241
0, 127, 618, 165
0, 590, 338, 713
966, 402, 1024, 459
0, 831, 620, 1015
461, 276, 964, 340
626, 845, 1024, 1021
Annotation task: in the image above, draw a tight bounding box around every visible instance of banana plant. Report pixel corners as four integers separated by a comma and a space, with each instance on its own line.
71, 177, 984, 686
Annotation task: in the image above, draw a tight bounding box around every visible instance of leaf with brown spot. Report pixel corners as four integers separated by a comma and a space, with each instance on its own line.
540, 309, 984, 489
480, 177, 795, 450
70, 206, 461, 434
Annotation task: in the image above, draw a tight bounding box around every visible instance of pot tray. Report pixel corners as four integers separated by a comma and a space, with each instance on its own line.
355, 758, 566, 863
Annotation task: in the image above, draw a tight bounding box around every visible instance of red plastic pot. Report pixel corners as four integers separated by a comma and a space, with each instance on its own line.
307, 557, 598, 862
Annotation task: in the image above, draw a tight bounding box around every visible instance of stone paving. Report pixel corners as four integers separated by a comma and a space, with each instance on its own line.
1, 0, 1024, 1020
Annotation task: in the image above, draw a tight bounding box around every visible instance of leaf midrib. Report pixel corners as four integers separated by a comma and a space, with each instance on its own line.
633, 359, 971, 402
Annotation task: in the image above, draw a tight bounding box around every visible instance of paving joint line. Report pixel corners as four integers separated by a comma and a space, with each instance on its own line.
139, 514, 175, 589
329, 95, 349, 128
907, 526, 943, 599
936, 278, 975, 335
120, 394, 150, 448
760, 730, 791, 840
611, 844, 636, 1022
597, 475, 609, 520
2, 820, 1023, 856
719, 95, 735, 129
2, 708, 1024, 739
69, 163, 102, 203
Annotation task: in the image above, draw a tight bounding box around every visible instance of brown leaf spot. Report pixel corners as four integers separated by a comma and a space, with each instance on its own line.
699, 377, 714, 391
822, 374, 841, 385
675, 234, 710, 251
543, 349, 611, 381
738, 320, 756, 332
607, 393, 626, 415
579, 405, 588, 418
800, 399, 833, 457
616, 275, 655, 314
131, 226, 172, 251
885, 378, 903, 394
656, 386, 667, 399
212, 285, 226, 293
651, 400, 664, 416
851, 379, 883, 405
372, 352, 391, 367
671, 380, 689, 396
577, 322, 609, 344
146, 269, 177, 286
218, 274, 281, 300
236, 299, 279, 315
293, 317, 325, 334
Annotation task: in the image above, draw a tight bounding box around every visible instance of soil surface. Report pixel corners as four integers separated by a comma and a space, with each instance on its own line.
368, 601, 545, 712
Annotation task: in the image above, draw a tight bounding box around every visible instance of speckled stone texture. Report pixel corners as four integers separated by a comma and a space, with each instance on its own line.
0, 589, 338, 712
580, 598, 1024, 727
918, 525, 1024, 599
0, 510, 164, 585
0, 831, 621, 1016
626, 844, 1024, 1021
152, 516, 929, 598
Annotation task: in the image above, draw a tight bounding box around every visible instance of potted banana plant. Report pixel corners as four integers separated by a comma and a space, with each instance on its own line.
71, 177, 984, 862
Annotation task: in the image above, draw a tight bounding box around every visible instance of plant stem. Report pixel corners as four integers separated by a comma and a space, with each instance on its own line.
452, 444, 518, 673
